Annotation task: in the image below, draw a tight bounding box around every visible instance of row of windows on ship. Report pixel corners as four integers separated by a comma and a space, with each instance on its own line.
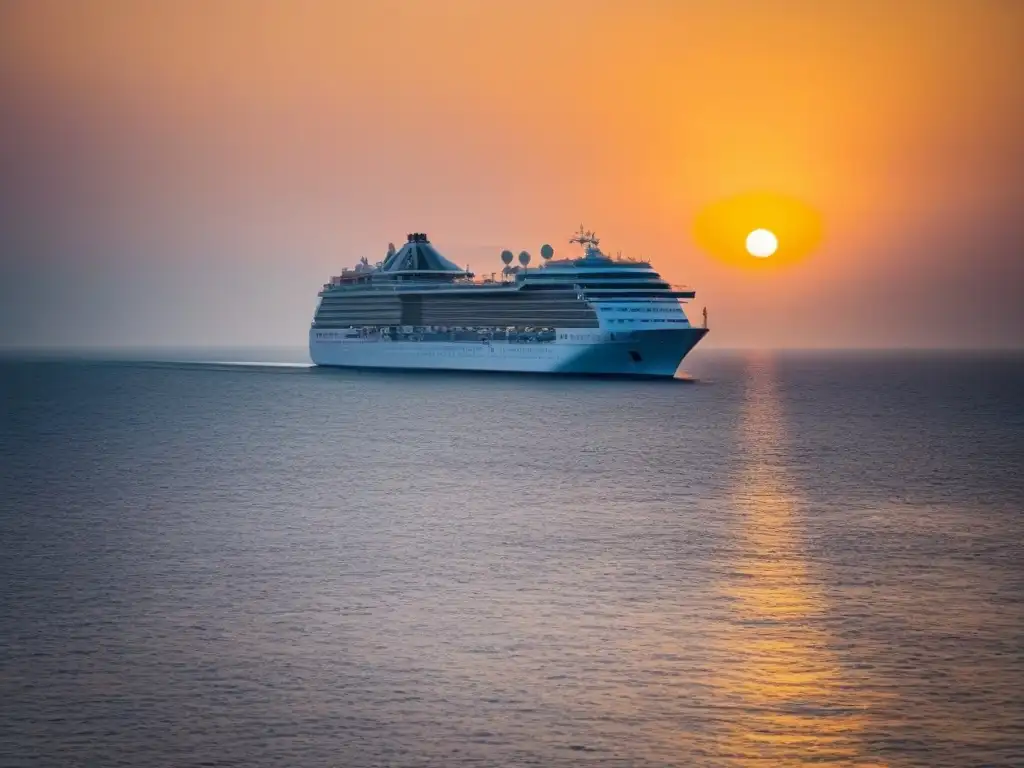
314, 316, 689, 337
604, 318, 689, 324
316, 326, 558, 335
599, 306, 684, 313
316, 317, 688, 332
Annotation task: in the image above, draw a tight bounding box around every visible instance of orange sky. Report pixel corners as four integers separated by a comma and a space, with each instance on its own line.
1, 0, 1022, 348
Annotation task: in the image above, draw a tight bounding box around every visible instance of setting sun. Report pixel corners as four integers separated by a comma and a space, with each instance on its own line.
693, 192, 820, 270
746, 229, 778, 258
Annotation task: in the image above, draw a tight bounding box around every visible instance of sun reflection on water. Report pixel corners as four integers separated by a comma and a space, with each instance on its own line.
718, 355, 886, 767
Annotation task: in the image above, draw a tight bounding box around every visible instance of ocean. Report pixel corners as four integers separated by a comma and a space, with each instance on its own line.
1, 350, 1022, 767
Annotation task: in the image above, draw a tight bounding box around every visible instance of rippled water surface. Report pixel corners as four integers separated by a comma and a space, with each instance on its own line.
2, 350, 1022, 767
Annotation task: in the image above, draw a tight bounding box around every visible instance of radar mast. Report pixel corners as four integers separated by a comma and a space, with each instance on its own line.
570, 225, 602, 257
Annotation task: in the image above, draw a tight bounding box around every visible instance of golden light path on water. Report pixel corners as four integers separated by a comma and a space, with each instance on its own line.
717, 355, 887, 766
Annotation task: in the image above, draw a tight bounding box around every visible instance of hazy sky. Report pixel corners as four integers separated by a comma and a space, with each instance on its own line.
1, 0, 1022, 349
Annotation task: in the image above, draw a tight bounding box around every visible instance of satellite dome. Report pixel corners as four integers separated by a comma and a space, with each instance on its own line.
540, 244, 554, 260
500, 249, 514, 265
518, 251, 531, 267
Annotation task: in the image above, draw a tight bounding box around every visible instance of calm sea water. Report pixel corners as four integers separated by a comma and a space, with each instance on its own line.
2, 350, 1022, 767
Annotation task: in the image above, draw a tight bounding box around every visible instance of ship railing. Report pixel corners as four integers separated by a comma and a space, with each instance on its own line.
572, 283, 696, 300
322, 279, 516, 293
572, 282, 693, 290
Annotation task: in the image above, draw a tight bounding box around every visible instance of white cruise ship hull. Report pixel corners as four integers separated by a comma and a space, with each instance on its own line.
309, 328, 708, 378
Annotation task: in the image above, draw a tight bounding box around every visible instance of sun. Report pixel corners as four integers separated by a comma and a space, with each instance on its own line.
746, 228, 778, 258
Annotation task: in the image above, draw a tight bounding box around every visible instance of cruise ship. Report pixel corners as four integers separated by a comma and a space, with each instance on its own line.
309, 227, 708, 377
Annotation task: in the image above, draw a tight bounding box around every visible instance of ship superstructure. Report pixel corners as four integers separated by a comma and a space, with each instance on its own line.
309, 227, 708, 376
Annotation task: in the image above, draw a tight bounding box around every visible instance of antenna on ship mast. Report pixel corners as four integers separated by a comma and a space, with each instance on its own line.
570, 225, 600, 255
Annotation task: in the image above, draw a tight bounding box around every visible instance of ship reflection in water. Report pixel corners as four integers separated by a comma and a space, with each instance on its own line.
714, 354, 886, 766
